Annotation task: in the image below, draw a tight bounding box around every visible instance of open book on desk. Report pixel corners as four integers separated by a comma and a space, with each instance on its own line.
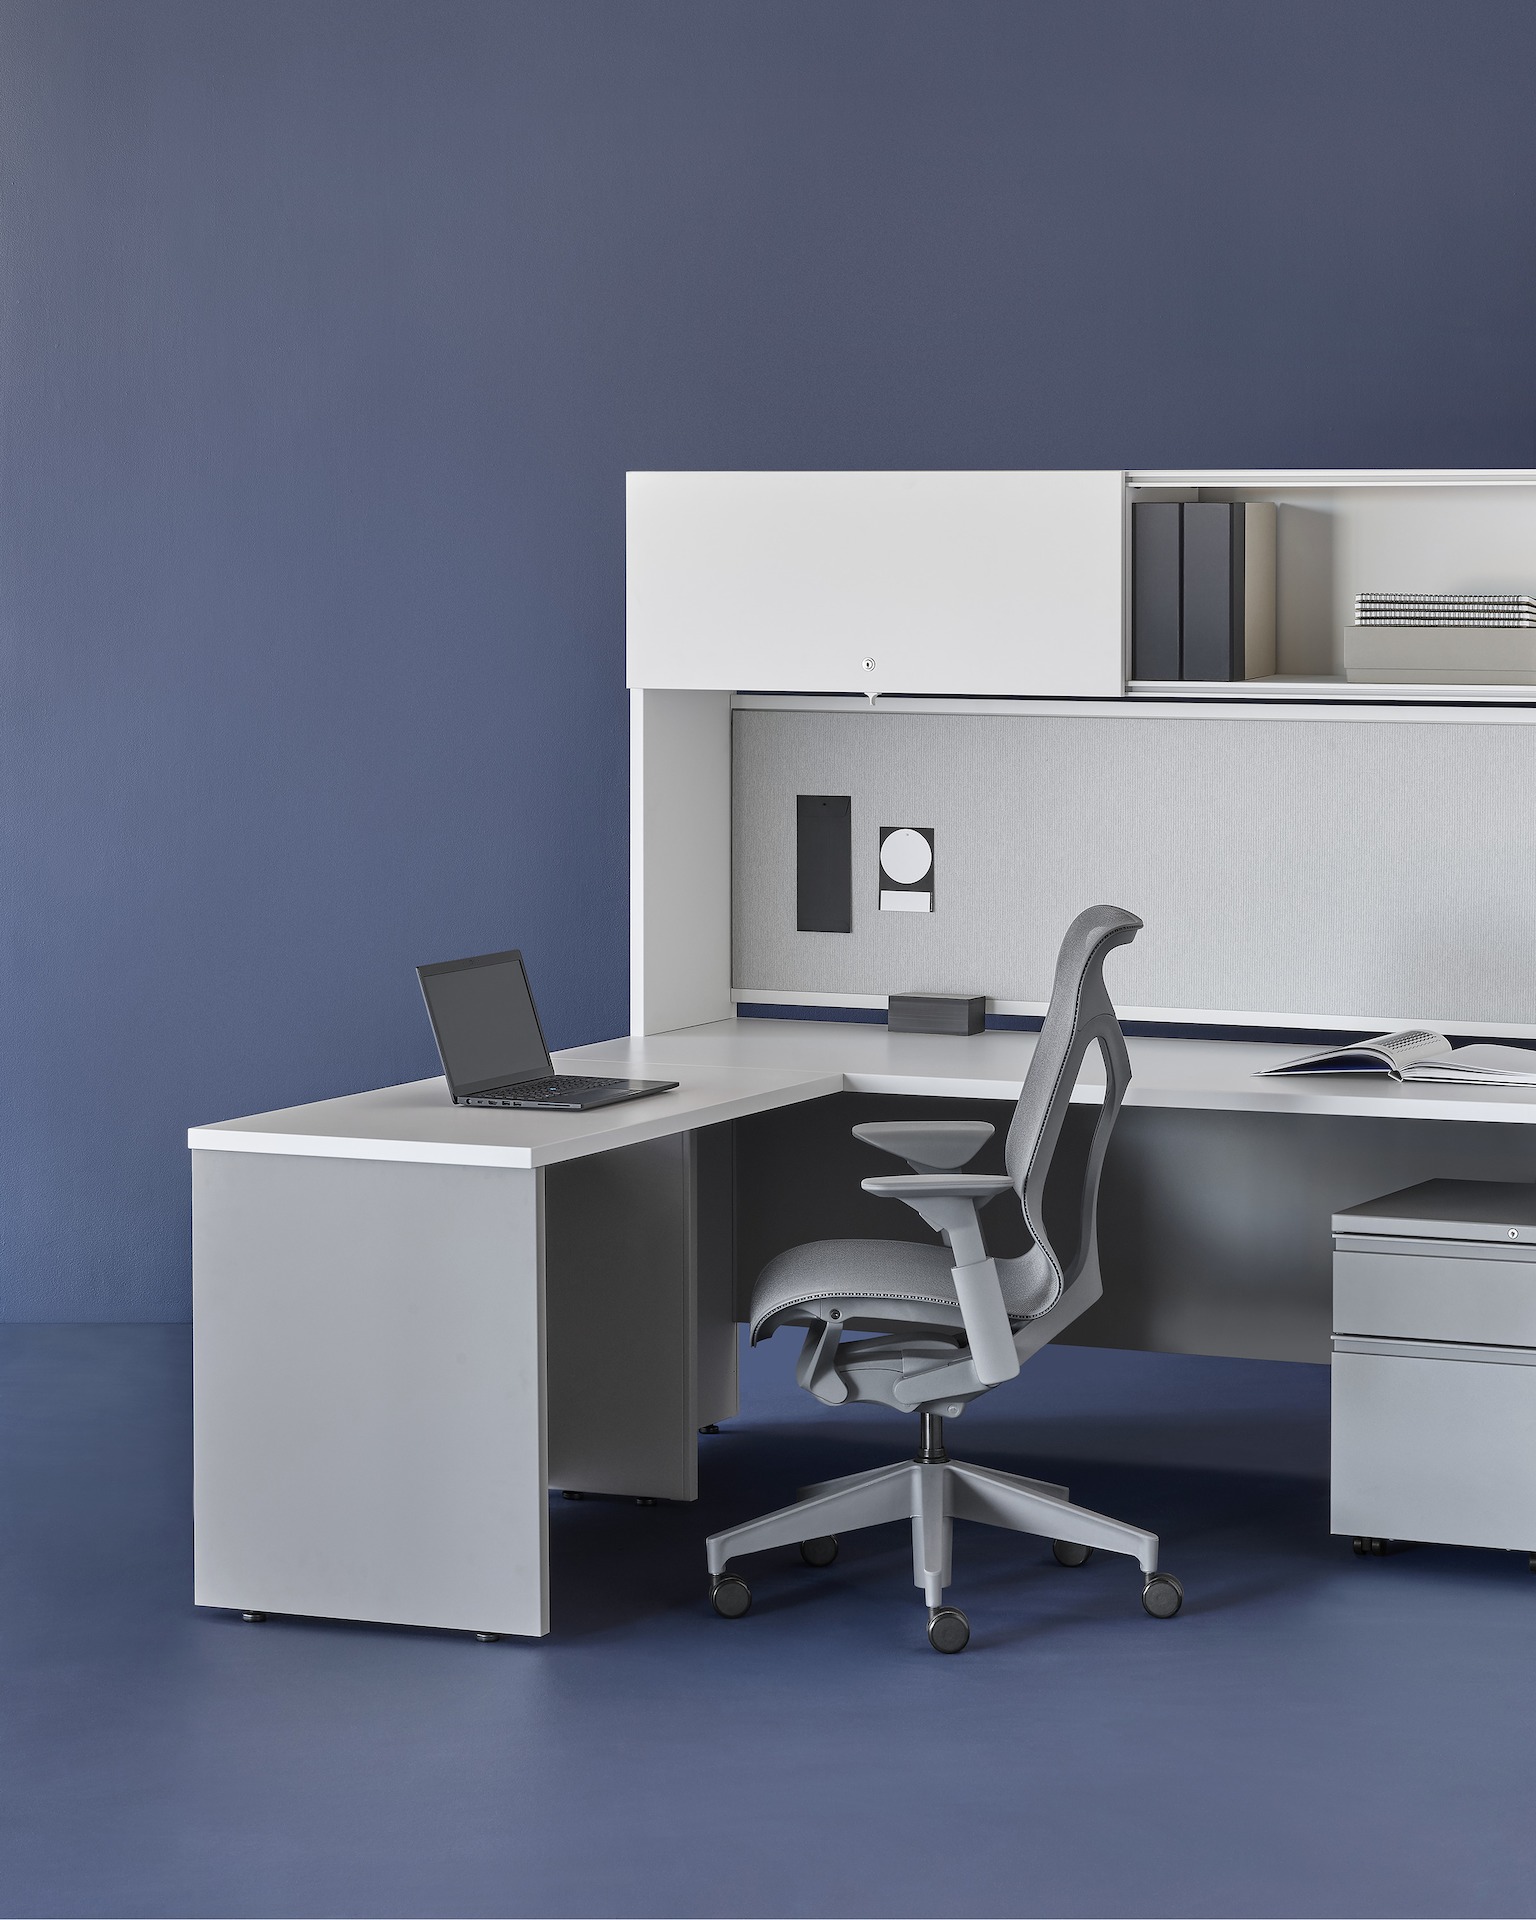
1259, 1029, 1536, 1086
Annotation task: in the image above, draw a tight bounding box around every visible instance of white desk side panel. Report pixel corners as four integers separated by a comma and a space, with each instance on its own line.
631, 687, 732, 1035
192, 1150, 549, 1637
626, 470, 1125, 697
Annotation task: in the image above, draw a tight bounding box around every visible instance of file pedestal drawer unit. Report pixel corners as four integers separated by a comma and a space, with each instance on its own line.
1332, 1180, 1536, 1565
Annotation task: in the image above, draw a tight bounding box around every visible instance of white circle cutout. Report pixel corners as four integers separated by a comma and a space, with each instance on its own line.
880, 829, 932, 885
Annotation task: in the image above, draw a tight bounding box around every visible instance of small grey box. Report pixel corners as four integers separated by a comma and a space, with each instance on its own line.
887, 993, 986, 1036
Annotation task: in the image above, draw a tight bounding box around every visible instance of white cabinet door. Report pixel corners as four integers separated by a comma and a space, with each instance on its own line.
626, 470, 1125, 697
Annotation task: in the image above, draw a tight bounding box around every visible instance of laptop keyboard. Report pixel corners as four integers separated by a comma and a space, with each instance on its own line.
474, 1075, 622, 1102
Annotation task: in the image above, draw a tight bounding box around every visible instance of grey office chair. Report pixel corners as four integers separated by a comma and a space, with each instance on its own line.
705, 904, 1182, 1652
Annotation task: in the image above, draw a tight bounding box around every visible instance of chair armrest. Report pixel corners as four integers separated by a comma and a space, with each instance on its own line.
852, 1121, 995, 1172
861, 1173, 1012, 1202
860, 1173, 1018, 1384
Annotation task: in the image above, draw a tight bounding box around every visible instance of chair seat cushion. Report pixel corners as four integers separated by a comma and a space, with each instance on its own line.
749, 1237, 1056, 1342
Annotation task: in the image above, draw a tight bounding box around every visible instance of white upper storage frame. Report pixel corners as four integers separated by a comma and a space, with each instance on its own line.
627, 470, 1125, 698
1127, 469, 1536, 698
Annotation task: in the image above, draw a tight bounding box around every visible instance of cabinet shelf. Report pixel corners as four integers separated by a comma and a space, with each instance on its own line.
1128, 675, 1536, 704
1128, 473, 1536, 699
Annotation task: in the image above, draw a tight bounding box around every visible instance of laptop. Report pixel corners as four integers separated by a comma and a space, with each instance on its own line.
417, 949, 678, 1111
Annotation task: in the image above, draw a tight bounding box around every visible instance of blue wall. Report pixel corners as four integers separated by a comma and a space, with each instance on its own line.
3, 0, 1536, 1318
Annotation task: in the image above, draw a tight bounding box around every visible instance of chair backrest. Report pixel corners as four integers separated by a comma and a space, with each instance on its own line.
1004, 904, 1142, 1311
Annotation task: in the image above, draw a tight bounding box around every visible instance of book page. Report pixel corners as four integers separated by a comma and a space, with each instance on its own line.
1401, 1044, 1536, 1085
1367, 1029, 1451, 1067
1258, 1029, 1450, 1076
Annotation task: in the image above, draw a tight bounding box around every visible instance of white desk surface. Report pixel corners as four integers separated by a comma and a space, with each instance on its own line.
565, 1018, 1536, 1128
187, 1060, 842, 1169
189, 1019, 1536, 1169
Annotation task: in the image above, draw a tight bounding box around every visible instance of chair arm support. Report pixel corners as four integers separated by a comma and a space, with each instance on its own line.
949, 1257, 1021, 1384
860, 1174, 1020, 1385
860, 1175, 1010, 1264
852, 1121, 995, 1172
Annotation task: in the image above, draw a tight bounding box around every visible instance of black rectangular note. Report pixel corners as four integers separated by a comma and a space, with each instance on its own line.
796, 795, 852, 933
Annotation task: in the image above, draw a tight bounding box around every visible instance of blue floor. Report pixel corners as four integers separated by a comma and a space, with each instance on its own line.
3, 1327, 1535, 1917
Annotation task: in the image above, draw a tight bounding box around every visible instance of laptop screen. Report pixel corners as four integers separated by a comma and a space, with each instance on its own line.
416, 950, 553, 1096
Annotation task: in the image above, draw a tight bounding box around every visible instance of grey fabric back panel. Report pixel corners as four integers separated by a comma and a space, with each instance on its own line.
732, 709, 1536, 1027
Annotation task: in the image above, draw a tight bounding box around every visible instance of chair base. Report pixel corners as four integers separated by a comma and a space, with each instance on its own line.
705, 1440, 1161, 1610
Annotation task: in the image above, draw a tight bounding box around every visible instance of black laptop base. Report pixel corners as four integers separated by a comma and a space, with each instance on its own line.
459, 1075, 678, 1112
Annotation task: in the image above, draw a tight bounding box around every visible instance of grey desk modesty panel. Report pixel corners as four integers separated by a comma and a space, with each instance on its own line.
570, 1024, 1536, 1368
732, 708, 1536, 1030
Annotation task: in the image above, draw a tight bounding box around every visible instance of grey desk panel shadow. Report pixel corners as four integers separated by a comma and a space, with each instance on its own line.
693, 1121, 739, 1429
548, 1135, 685, 1501
545, 1122, 738, 1501
733, 1096, 1536, 1365
192, 1150, 549, 1638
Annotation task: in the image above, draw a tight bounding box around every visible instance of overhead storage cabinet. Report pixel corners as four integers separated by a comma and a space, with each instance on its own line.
626, 470, 1125, 698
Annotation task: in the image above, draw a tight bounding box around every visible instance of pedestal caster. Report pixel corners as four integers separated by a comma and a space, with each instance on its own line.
1353, 1537, 1395, 1556
927, 1606, 970, 1653
710, 1575, 751, 1618
241, 1611, 267, 1623
474, 1632, 501, 1643
635, 1496, 658, 1507
561, 1489, 585, 1500
699, 1424, 720, 1435
1141, 1573, 1183, 1617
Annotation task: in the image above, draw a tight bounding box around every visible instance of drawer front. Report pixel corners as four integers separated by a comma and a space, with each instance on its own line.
1331, 1347, 1536, 1551
1334, 1248, 1536, 1345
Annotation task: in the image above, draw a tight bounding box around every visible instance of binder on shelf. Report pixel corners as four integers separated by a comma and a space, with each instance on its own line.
1131, 502, 1182, 681
1181, 501, 1276, 682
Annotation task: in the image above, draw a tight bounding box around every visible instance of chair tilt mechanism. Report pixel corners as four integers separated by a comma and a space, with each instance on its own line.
704, 904, 1183, 1653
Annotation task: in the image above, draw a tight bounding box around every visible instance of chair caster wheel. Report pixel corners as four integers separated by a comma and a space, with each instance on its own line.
799, 1535, 838, 1568
241, 1611, 267, 1623
710, 1576, 751, 1619
474, 1632, 500, 1642
927, 1606, 970, 1654
1052, 1539, 1092, 1567
561, 1489, 585, 1500
699, 1423, 720, 1435
635, 1496, 658, 1507
1141, 1573, 1183, 1618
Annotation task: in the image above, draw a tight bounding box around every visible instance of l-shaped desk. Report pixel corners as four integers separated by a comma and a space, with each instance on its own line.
188, 1018, 1536, 1638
